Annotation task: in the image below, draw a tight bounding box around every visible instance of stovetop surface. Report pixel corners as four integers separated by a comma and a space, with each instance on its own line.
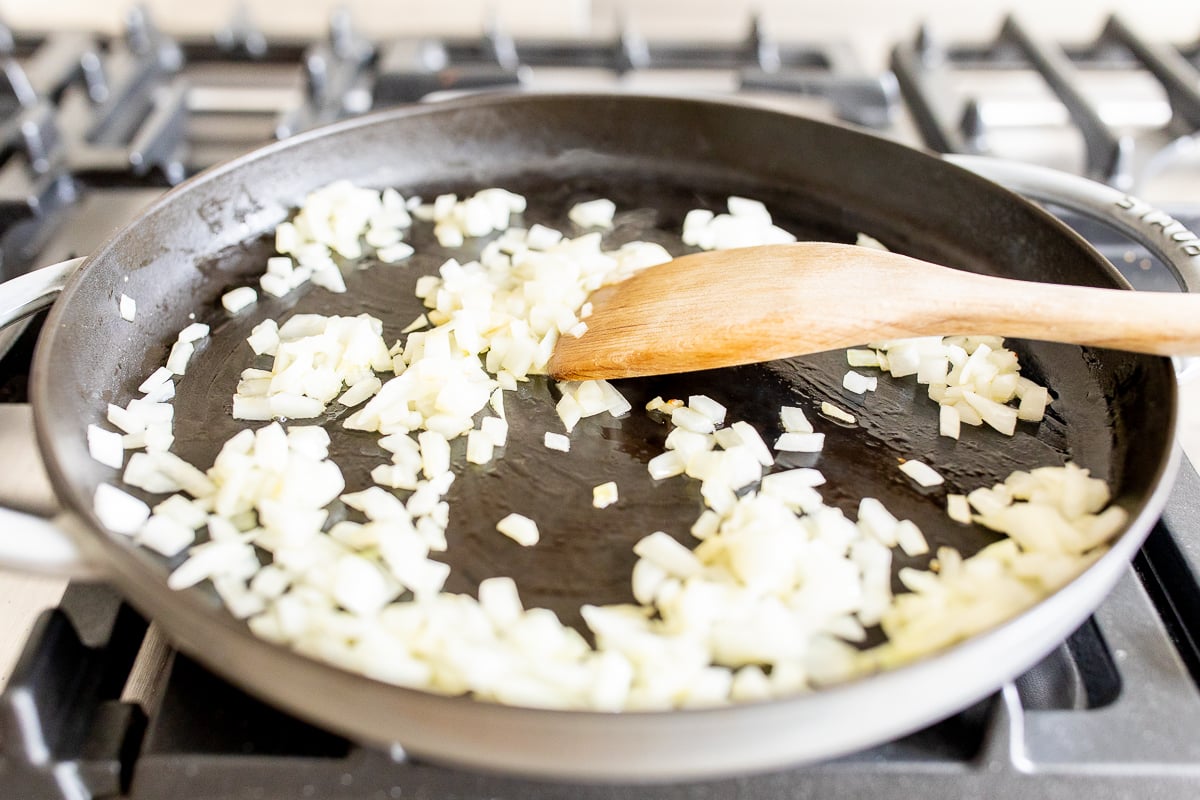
3, 9, 1200, 799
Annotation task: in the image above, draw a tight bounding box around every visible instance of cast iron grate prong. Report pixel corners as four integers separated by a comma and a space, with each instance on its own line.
999, 15, 1133, 189
1102, 15, 1200, 135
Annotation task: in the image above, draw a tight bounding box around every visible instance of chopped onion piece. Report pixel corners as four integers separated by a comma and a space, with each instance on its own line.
478, 576, 524, 629
87, 425, 125, 468
137, 514, 196, 557
337, 377, 382, 407
526, 224, 563, 250
592, 481, 619, 509
899, 459, 944, 488
465, 419, 504, 454
842, 370, 877, 394
167, 540, 258, 591
119, 294, 136, 321
647, 450, 686, 479
138, 367, 174, 396
780, 405, 813, 434
633, 531, 702, 578
947, 493, 972, 524
688, 395, 727, 425
595, 381, 631, 417
378, 242, 415, 263
401, 314, 428, 334
246, 319, 280, 356
895, 520, 929, 556
730, 421, 773, 467
939, 404, 961, 440
671, 406, 716, 434
858, 497, 899, 547
962, 390, 1018, 436
568, 198, 617, 229
418, 431, 451, 479
543, 432, 570, 452
761, 468, 826, 496
166, 340, 195, 375
177, 322, 210, 343
820, 401, 857, 425
856, 232, 888, 251
93, 483, 150, 534
556, 394, 582, 432
774, 432, 825, 453
153, 494, 208, 530
846, 349, 880, 368
465, 429, 495, 465
916, 357, 948, 385
497, 513, 539, 546
646, 396, 684, 414
334, 555, 396, 615
1018, 385, 1050, 422
222, 286, 258, 313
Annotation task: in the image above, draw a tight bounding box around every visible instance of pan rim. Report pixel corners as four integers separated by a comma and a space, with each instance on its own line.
25, 91, 1182, 777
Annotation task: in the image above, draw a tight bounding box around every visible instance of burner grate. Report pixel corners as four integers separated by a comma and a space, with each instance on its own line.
891, 13, 1200, 190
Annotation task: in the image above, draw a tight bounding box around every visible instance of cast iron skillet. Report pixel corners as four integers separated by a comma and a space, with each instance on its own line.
11, 94, 1189, 779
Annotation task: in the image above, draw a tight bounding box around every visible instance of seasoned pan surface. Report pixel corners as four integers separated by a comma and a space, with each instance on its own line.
29, 94, 1178, 779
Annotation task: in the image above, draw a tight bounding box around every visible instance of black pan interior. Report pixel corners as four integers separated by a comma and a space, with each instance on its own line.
33, 94, 1176, 647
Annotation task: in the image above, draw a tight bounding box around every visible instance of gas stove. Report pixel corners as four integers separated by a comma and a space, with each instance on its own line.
2, 8, 1200, 799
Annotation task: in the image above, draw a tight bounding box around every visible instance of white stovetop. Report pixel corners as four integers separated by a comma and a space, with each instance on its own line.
2, 0, 1200, 695
3, 1, 1200, 72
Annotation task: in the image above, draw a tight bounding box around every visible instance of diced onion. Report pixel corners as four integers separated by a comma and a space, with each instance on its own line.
222, 286, 258, 313
849, 335, 1051, 440
166, 340, 194, 375
543, 432, 570, 452
87, 425, 125, 469
820, 401, 857, 425
497, 513, 539, 546
119, 294, 137, 321
592, 481, 619, 509
899, 459, 944, 488
947, 494, 972, 524
774, 432, 825, 453
842, 371, 877, 394
633, 531, 702, 578
568, 198, 616, 229
895, 520, 929, 556
96, 182, 1115, 715
939, 404, 961, 440
780, 406, 813, 434
93, 483, 150, 534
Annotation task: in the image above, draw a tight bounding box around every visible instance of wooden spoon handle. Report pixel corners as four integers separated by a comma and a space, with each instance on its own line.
879, 259, 1200, 357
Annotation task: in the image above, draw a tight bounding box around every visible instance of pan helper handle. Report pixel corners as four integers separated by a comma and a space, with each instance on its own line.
0, 257, 103, 579
945, 156, 1200, 384
0, 257, 85, 328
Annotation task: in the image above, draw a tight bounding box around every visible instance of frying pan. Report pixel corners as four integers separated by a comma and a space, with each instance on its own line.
0, 93, 1196, 781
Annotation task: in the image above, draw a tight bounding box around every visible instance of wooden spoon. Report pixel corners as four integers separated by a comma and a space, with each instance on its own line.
547, 242, 1200, 380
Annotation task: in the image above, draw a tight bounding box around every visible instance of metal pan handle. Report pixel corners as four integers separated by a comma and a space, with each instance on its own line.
0, 257, 102, 579
945, 155, 1200, 382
